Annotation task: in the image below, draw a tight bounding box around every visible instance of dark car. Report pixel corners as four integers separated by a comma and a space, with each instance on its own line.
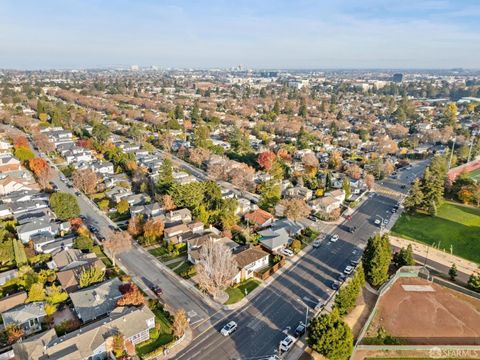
349, 226, 357, 233
331, 281, 340, 290
75, 191, 81, 196
88, 225, 98, 233
294, 322, 306, 337
151, 286, 163, 297
338, 273, 346, 282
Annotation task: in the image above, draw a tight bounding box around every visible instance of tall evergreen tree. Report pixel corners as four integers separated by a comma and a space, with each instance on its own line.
362, 233, 392, 287
156, 158, 174, 194
403, 179, 424, 213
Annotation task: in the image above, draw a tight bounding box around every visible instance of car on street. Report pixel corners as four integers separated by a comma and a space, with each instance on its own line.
345, 215, 352, 221
331, 281, 340, 290
350, 256, 361, 266
307, 215, 317, 222
268, 356, 280, 360
338, 273, 346, 282
294, 322, 306, 337
88, 225, 98, 233
279, 335, 295, 353
75, 191, 81, 196
151, 286, 163, 297
330, 234, 339, 242
312, 240, 321, 248
344, 265, 354, 275
391, 208, 397, 213
281, 248, 294, 257
349, 226, 357, 233
383, 219, 389, 225
221, 321, 237, 336
374, 219, 381, 225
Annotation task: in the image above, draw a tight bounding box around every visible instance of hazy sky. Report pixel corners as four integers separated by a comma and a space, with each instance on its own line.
1, 0, 479, 69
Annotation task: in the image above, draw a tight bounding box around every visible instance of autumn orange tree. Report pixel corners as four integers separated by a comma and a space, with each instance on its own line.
103, 231, 132, 266
28, 157, 52, 188
142, 219, 165, 245
257, 151, 276, 171
127, 215, 143, 237
72, 168, 98, 194
117, 283, 145, 306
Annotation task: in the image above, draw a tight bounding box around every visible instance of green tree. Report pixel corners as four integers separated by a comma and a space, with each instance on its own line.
79, 266, 105, 288
92, 123, 111, 143
258, 180, 281, 212
46, 285, 68, 304
116, 199, 130, 215
13, 239, 28, 266
342, 178, 351, 200
298, 98, 307, 117
443, 102, 458, 127
174, 104, 184, 119
307, 309, 353, 360
403, 179, 424, 213
362, 233, 392, 287
27, 282, 46, 302
334, 265, 365, 315
49, 192, 80, 220
156, 158, 174, 194
393, 244, 415, 268
74, 236, 94, 252
14, 147, 35, 162
467, 272, 480, 292
449, 263, 458, 281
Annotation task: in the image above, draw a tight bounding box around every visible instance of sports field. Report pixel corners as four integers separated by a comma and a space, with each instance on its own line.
391, 202, 480, 264
365, 277, 480, 345
468, 167, 480, 182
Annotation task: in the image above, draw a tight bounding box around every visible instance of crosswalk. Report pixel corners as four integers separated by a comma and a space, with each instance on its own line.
374, 186, 403, 198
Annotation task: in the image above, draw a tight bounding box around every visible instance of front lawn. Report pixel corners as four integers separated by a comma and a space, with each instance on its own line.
135, 303, 173, 358
225, 279, 261, 305
391, 201, 480, 264
92, 245, 113, 268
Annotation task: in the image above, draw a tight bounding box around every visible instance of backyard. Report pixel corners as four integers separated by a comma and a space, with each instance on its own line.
391, 201, 480, 264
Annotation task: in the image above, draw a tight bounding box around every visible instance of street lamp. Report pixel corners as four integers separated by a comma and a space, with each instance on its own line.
296, 298, 309, 327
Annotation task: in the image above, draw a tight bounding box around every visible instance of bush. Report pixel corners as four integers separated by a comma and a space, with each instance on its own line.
74, 236, 94, 252
49, 192, 80, 220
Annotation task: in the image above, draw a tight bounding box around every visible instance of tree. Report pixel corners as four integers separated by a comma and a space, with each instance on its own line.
393, 244, 415, 268
362, 233, 392, 287
449, 263, 458, 282
92, 123, 111, 143
467, 271, 480, 292
403, 179, 424, 213
258, 180, 281, 212
196, 240, 238, 299
74, 236, 94, 252
5, 324, 24, 345
334, 266, 365, 315
14, 146, 35, 162
103, 231, 132, 266
110, 333, 125, 358
44, 303, 57, 316
27, 282, 46, 302
302, 153, 319, 170
49, 192, 80, 220
257, 151, 276, 171
28, 158, 52, 188
307, 309, 353, 360
364, 174, 375, 191
346, 164, 362, 180
143, 218, 165, 244
172, 308, 189, 338
72, 168, 98, 195
117, 283, 145, 306
291, 239, 302, 253
280, 198, 311, 221
45, 285, 68, 305
127, 215, 143, 237
79, 266, 105, 288
33, 133, 55, 153
161, 194, 176, 211
157, 158, 174, 194
329, 151, 343, 170
116, 199, 130, 215
443, 102, 458, 127
342, 178, 351, 199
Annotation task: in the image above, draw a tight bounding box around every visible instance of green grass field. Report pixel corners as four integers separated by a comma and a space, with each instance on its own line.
225, 279, 261, 305
391, 201, 480, 264
468, 167, 480, 182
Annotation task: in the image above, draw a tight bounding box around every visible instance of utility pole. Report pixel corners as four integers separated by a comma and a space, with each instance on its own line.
467, 131, 477, 163
448, 137, 456, 170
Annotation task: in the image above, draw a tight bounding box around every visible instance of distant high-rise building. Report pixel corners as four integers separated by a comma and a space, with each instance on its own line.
393, 73, 403, 83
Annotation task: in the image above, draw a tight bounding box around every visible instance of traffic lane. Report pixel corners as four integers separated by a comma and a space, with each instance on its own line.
117, 249, 214, 322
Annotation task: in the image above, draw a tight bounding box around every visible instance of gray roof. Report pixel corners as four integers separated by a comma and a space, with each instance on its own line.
70, 278, 122, 322
16, 218, 53, 234
2, 302, 46, 326
258, 227, 290, 250
39, 236, 74, 253
270, 219, 305, 235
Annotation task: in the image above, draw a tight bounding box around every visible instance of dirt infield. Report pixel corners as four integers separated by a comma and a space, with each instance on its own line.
365, 277, 480, 345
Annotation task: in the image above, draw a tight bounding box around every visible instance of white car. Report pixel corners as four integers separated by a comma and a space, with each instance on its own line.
220, 321, 237, 336
374, 219, 381, 225
279, 335, 295, 352
281, 248, 294, 257
383, 219, 389, 225
344, 265, 354, 275
312, 240, 321, 248
330, 234, 339, 242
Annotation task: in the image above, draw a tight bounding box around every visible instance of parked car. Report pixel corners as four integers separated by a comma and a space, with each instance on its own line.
345, 215, 352, 221
374, 219, 381, 225
221, 321, 238, 336
151, 286, 163, 297
330, 234, 339, 242
338, 273, 346, 282
350, 256, 361, 266
307, 215, 317, 222
281, 248, 294, 257
349, 226, 357, 233
344, 265, 354, 275
383, 219, 389, 225
279, 335, 295, 353
294, 322, 306, 337
75, 191, 81, 196
331, 281, 339, 290
312, 240, 321, 248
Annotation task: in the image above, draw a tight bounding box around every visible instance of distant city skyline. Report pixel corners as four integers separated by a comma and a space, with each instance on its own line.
1, 0, 479, 70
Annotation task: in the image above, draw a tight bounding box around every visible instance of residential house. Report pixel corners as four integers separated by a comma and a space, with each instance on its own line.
2, 302, 46, 335
187, 234, 238, 264
271, 219, 305, 237
233, 247, 270, 283
0, 291, 27, 313
105, 186, 133, 203
0, 154, 21, 173
0, 176, 40, 196
244, 208, 274, 229
70, 278, 122, 323
49, 248, 105, 272
16, 218, 57, 243
0, 269, 18, 286
284, 186, 313, 201
165, 208, 192, 225
32, 233, 75, 254
9, 199, 49, 215
310, 189, 345, 214
164, 221, 204, 244
258, 227, 290, 253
